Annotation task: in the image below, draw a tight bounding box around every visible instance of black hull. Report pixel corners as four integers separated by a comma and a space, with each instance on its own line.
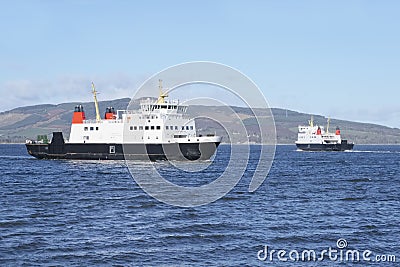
296, 141, 354, 152
26, 141, 220, 161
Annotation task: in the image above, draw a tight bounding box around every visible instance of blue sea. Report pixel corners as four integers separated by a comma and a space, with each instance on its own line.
0, 144, 399, 266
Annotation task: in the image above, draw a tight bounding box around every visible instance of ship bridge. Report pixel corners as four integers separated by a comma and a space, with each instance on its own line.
139, 98, 187, 115
139, 80, 188, 115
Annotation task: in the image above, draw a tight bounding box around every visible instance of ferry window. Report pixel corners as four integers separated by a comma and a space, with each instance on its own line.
161, 105, 167, 109
96, 127, 99, 131
174, 106, 177, 109
170, 126, 173, 130
166, 126, 169, 130
156, 126, 161, 130
182, 126, 184, 130
90, 127, 94, 131
145, 126, 149, 130
84, 127, 88, 131
186, 126, 189, 130
174, 134, 187, 138
109, 146, 115, 154
175, 126, 178, 130
150, 126, 154, 130
190, 126, 193, 130
168, 105, 171, 109
139, 126, 143, 130
151, 116, 154, 119
134, 126, 137, 130
156, 136, 158, 139
130, 126, 133, 130
148, 120, 150, 123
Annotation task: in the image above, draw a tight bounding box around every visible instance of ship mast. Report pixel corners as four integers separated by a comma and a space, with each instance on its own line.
326, 118, 331, 133
309, 115, 314, 127
91, 82, 101, 122
157, 79, 168, 104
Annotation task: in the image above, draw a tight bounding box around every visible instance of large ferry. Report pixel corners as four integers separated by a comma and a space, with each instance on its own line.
25, 81, 222, 160
295, 116, 354, 151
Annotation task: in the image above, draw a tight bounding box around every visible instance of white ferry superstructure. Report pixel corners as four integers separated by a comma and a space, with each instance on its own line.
26, 81, 222, 160
295, 116, 354, 151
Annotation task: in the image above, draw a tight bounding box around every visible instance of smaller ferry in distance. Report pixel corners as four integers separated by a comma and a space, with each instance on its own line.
25, 80, 222, 161
295, 116, 354, 151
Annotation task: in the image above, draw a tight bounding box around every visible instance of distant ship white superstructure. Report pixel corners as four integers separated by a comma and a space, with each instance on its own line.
295, 116, 354, 151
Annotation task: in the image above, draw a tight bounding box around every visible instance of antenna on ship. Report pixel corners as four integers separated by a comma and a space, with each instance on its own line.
91, 82, 101, 122
157, 79, 168, 104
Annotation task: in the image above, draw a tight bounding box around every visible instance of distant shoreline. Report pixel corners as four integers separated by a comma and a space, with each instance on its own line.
1, 143, 400, 146
1, 98, 400, 144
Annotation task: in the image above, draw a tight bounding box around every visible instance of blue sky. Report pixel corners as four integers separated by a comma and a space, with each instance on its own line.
0, 1, 399, 127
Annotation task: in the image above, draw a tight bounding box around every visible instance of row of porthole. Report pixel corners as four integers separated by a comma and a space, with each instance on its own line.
166, 125, 194, 131
139, 115, 159, 119
84, 126, 99, 131
129, 126, 161, 131
129, 125, 194, 131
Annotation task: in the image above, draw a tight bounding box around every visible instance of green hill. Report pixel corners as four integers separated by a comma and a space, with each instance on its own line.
0, 98, 399, 144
